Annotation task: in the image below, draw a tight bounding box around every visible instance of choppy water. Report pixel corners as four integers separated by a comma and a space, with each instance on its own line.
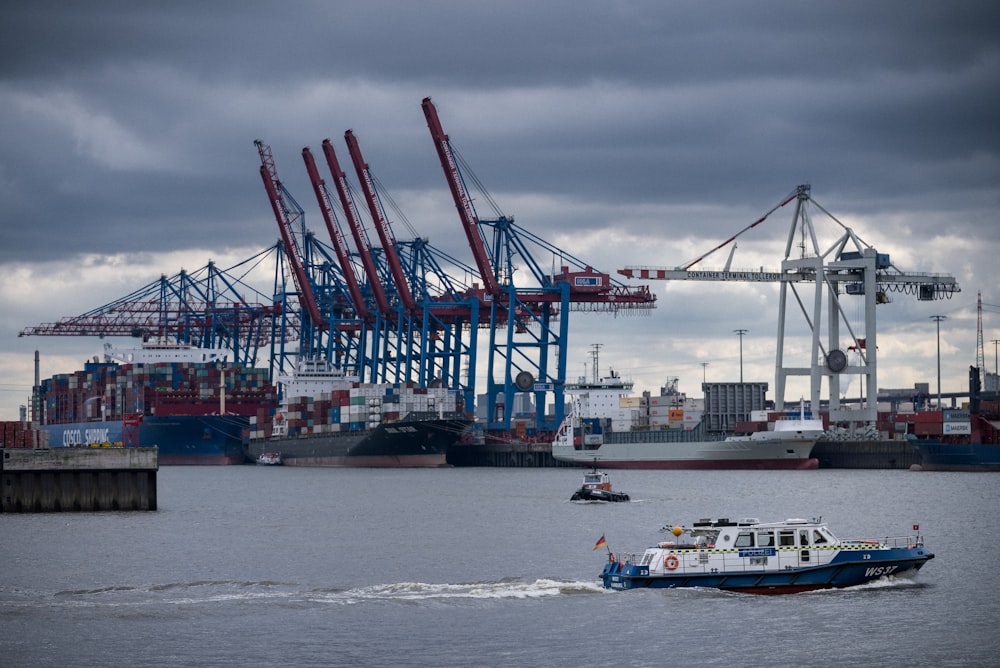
2, 467, 998, 667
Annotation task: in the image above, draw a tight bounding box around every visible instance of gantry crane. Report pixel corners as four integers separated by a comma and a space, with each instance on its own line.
255, 140, 327, 337
620, 184, 960, 430
338, 131, 482, 407
19, 251, 282, 369
422, 96, 656, 436
256, 139, 367, 378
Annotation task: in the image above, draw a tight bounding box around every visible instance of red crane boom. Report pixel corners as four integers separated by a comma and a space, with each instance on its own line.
321, 138, 392, 316
255, 140, 328, 331
302, 146, 369, 321
344, 130, 417, 313
421, 96, 501, 298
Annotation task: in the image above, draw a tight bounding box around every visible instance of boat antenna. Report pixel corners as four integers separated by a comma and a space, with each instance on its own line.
589, 343, 603, 383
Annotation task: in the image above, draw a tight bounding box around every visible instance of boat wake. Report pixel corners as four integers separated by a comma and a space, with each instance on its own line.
5, 578, 607, 610
307, 578, 606, 605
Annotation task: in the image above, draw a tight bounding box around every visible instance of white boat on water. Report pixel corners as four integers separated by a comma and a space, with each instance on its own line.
600, 517, 934, 594
256, 452, 282, 465
570, 463, 630, 502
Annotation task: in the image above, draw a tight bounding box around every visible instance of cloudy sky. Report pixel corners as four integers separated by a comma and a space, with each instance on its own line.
2, 1, 998, 421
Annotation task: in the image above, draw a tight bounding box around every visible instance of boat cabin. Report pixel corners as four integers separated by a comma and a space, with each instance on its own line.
651, 517, 846, 561
694, 518, 839, 550
581, 471, 612, 492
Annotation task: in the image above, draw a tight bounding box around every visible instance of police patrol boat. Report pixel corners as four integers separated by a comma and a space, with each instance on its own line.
600, 517, 934, 594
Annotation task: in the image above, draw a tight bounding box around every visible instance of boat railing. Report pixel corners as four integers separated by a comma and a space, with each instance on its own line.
614, 536, 926, 573
843, 535, 922, 548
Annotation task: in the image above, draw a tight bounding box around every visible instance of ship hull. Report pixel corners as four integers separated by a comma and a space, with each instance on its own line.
39, 416, 249, 466
247, 413, 471, 468
603, 553, 933, 593
552, 436, 818, 470
911, 440, 1000, 471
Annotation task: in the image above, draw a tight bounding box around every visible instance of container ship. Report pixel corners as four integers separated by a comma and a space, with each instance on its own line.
246, 360, 472, 467
904, 400, 1000, 471
34, 344, 277, 465
551, 371, 823, 470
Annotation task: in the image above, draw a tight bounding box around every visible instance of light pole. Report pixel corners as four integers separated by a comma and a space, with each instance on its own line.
930, 316, 946, 408
734, 329, 748, 383
992, 339, 1000, 376
701, 362, 709, 384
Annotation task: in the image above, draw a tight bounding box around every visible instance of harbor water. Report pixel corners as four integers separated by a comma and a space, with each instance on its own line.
2, 466, 998, 667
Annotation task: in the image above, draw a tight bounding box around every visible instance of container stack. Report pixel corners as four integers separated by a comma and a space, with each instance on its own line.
250, 384, 460, 440
892, 410, 970, 438
38, 361, 277, 424
0, 421, 48, 448
649, 396, 701, 430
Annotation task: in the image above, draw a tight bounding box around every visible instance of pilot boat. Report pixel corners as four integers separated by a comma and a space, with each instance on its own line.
570, 464, 630, 502
600, 517, 933, 594
256, 452, 282, 465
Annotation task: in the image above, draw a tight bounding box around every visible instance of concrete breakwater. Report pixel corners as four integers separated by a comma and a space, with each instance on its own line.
1, 447, 158, 512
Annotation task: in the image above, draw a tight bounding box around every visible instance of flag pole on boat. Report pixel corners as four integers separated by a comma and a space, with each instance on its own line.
594, 534, 613, 561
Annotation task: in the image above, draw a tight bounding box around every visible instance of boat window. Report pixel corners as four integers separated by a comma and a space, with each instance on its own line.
813, 530, 827, 544
757, 531, 775, 547
800, 530, 810, 546
779, 531, 795, 547
734, 532, 754, 548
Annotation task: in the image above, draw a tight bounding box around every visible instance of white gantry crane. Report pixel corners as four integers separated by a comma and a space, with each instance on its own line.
620, 184, 960, 432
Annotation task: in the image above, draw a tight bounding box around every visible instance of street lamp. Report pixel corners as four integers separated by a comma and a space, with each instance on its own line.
734, 329, 748, 383
930, 316, 946, 408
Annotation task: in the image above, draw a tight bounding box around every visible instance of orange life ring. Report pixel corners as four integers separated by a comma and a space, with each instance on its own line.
664, 554, 680, 571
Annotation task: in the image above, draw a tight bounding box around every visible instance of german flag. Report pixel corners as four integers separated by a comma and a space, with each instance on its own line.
593, 534, 608, 551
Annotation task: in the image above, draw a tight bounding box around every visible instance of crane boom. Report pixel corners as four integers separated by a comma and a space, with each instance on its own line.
421, 96, 501, 297
320, 138, 392, 316
254, 140, 328, 331
302, 146, 369, 320
343, 130, 417, 314
618, 184, 961, 431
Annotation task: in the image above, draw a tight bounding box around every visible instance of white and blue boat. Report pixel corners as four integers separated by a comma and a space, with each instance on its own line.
600, 517, 934, 594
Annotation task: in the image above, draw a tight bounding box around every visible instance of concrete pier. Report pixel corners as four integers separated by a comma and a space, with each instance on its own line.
1, 447, 158, 512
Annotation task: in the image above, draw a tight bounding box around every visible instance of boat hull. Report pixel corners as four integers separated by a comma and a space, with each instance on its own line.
602, 549, 934, 594
38, 416, 248, 465
247, 413, 471, 468
911, 440, 1000, 471
570, 488, 630, 502
553, 436, 818, 470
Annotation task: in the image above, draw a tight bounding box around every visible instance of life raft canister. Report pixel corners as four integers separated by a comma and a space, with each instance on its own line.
664, 554, 680, 570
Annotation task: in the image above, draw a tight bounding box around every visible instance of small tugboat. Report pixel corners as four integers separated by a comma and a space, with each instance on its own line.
600, 517, 933, 594
256, 452, 282, 466
570, 463, 629, 502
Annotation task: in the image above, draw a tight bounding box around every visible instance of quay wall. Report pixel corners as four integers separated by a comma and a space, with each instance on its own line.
810, 440, 920, 469
1, 447, 158, 512
447, 441, 573, 467
449, 440, 920, 469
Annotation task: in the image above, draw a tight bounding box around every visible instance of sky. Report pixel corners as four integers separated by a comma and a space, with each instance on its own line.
1, 1, 998, 421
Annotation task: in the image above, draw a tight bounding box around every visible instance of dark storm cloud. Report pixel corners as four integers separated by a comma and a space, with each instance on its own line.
2, 1, 997, 263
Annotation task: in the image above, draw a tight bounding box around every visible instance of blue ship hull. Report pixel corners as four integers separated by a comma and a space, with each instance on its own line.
601, 547, 934, 594
39, 416, 250, 465
912, 440, 1000, 471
